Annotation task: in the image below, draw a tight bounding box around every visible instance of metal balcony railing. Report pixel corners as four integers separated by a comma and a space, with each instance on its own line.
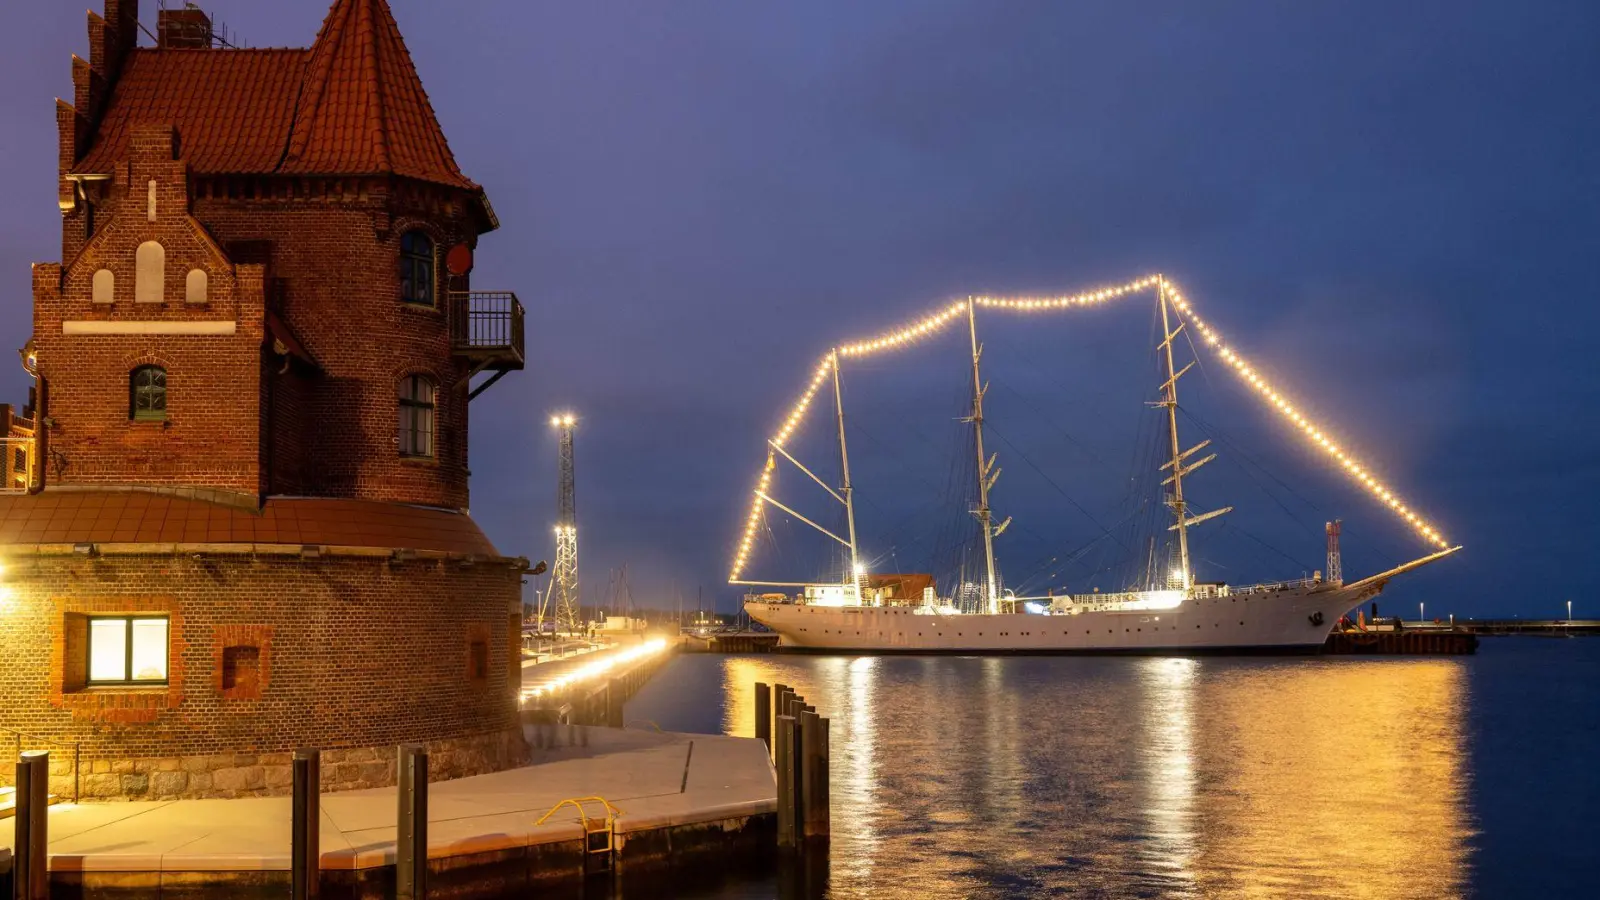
450, 291, 525, 368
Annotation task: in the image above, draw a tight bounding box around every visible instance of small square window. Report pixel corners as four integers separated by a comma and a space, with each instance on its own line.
221, 645, 261, 692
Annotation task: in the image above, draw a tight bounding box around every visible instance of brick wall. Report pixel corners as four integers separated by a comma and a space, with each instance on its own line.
39, 132, 486, 509
34, 125, 267, 496
0, 552, 525, 799
187, 178, 478, 508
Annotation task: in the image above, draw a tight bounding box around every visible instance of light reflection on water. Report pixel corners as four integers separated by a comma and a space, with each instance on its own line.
641, 653, 1474, 899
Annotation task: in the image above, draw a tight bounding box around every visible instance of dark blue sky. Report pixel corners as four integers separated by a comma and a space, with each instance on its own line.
2, 1, 1595, 618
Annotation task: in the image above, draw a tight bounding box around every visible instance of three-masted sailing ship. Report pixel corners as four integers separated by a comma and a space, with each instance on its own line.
736, 279, 1459, 653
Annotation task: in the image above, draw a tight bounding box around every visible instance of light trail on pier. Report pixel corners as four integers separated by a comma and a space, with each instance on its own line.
521, 638, 670, 704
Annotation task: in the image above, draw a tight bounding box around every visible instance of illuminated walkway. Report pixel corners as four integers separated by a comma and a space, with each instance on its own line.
520, 638, 670, 704
0, 727, 772, 881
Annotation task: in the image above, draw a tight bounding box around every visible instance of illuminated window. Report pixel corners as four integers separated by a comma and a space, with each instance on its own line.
398, 375, 435, 457
400, 231, 435, 306
87, 616, 169, 684
130, 365, 167, 421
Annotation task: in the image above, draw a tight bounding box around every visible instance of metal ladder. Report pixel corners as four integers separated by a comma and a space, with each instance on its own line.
536, 796, 622, 873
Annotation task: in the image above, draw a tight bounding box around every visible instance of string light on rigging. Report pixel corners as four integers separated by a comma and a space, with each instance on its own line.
1155, 276, 1450, 550
728, 273, 1454, 584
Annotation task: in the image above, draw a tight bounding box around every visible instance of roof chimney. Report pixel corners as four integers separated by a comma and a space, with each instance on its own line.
157, 4, 213, 49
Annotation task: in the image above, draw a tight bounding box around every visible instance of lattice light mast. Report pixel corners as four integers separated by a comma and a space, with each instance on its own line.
1326, 519, 1343, 585
551, 414, 580, 635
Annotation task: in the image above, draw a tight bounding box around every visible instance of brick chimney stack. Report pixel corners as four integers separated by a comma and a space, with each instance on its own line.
157, 5, 213, 49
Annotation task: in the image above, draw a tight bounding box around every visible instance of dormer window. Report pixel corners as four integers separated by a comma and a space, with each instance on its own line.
400, 231, 435, 306
131, 366, 167, 421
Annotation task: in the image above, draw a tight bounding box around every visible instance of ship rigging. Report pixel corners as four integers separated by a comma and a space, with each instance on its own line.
731, 275, 1459, 652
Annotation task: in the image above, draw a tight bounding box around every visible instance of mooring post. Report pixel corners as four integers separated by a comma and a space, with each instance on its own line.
14, 751, 49, 900
775, 715, 798, 849
396, 744, 429, 900
797, 710, 817, 840
755, 682, 772, 751
791, 709, 806, 837
292, 749, 321, 900
803, 715, 830, 839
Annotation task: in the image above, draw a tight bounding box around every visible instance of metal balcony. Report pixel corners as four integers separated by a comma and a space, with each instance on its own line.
450, 292, 525, 399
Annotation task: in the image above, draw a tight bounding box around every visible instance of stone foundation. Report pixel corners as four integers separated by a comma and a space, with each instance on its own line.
50, 728, 528, 801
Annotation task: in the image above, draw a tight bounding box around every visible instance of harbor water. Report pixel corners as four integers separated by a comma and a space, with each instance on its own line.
624, 636, 1598, 899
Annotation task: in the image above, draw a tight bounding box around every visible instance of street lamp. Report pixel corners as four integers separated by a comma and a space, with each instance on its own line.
1419, 601, 1425, 624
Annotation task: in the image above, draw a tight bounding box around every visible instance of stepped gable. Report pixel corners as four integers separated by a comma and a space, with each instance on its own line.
72, 0, 476, 192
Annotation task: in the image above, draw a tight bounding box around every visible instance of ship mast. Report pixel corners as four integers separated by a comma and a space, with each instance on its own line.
967, 298, 1002, 614
1157, 280, 1230, 591
1158, 282, 1192, 590
831, 349, 861, 595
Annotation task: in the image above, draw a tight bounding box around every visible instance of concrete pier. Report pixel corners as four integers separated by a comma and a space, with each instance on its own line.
0, 728, 775, 898
683, 631, 782, 653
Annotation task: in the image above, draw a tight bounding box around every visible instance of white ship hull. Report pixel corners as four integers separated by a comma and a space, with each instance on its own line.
747, 581, 1388, 654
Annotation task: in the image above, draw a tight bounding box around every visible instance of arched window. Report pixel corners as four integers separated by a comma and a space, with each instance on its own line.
400, 231, 435, 306
398, 375, 436, 457
136, 241, 165, 303
130, 366, 167, 421
185, 269, 208, 305
93, 268, 115, 304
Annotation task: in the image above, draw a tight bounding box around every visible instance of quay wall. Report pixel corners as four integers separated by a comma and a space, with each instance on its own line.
0, 551, 526, 800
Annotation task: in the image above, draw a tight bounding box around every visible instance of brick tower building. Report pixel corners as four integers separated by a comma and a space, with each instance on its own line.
0, 0, 529, 800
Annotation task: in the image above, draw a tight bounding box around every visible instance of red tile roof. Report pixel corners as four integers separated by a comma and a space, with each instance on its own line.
0, 492, 501, 557
74, 0, 475, 191
76, 49, 306, 175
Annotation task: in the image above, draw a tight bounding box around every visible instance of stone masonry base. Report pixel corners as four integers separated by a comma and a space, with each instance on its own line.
63, 727, 528, 801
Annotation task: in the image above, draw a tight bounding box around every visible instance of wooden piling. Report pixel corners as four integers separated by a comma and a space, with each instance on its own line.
775, 715, 798, 849
14, 750, 48, 900
817, 717, 832, 838
798, 710, 826, 841
754, 682, 772, 751
292, 749, 321, 900
396, 744, 429, 900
